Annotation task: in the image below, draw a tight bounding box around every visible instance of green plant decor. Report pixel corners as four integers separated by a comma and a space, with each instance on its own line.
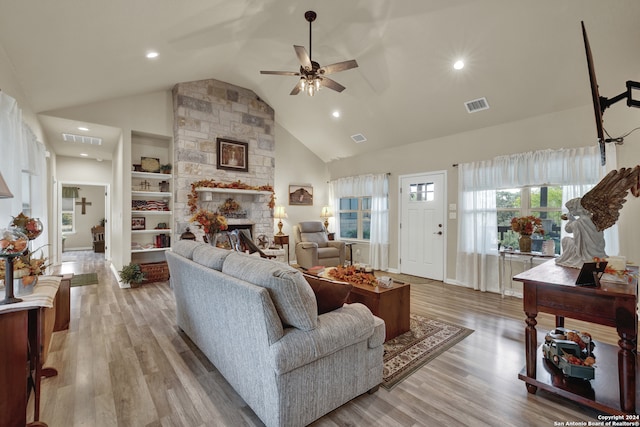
118, 263, 145, 287
160, 163, 172, 173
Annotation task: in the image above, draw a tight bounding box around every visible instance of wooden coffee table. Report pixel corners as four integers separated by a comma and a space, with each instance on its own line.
346, 279, 411, 341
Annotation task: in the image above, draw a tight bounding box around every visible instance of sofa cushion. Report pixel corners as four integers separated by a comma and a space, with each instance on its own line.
192, 244, 233, 271
222, 252, 318, 330
303, 274, 352, 314
172, 240, 204, 260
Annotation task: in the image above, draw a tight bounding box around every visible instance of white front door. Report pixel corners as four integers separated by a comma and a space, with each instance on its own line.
400, 172, 446, 280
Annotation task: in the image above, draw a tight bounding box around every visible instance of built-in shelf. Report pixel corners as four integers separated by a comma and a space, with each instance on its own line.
131, 247, 171, 253
131, 211, 173, 215
131, 229, 172, 234
131, 191, 171, 198
132, 171, 172, 179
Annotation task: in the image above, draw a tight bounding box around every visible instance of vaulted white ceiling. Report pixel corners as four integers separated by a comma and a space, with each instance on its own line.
1, 0, 639, 162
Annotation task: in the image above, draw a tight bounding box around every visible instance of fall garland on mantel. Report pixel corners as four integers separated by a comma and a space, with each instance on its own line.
188, 179, 275, 213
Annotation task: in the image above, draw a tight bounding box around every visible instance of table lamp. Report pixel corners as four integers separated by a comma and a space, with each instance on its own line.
0, 171, 12, 198
320, 206, 333, 231
274, 206, 287, 235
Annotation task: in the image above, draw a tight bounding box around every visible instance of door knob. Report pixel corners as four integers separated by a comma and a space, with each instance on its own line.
433, 231, 443, 235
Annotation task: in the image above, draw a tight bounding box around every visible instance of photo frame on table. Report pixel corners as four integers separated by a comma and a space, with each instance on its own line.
575, 261, 608, 286
289, 185, 313, 206
131, 217, 146, 230
216, 138, 248, 172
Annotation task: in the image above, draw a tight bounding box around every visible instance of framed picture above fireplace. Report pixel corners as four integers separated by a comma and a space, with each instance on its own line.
216, 138, 248, 172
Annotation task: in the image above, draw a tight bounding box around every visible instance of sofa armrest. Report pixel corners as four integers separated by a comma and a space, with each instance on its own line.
268, 303, 378, 374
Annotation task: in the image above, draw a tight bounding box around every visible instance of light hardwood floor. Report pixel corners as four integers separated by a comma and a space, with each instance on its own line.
35, 251, 630, 426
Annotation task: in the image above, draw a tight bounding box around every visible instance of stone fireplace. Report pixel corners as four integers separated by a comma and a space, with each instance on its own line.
172, 78, 275, 243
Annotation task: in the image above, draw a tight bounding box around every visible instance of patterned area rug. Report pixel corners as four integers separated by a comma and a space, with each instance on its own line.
382, 313, 474, 390
70, 273, 99, 287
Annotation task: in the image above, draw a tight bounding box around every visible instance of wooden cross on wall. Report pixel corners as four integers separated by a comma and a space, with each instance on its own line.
76, 197, 92, 214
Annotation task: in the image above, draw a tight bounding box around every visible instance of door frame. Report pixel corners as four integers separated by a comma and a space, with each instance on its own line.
397, 170, 448, 280
55, 181, 110, 265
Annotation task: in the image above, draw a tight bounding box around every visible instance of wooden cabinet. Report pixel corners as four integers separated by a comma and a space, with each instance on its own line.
0, 276, 62, 427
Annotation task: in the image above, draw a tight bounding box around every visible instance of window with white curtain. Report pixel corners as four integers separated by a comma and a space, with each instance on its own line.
455, 145, 614, 292
497, 186, 563, 253
338, 196, 371, 240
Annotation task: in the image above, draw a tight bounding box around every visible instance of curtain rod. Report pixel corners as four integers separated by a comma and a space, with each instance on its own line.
327, 172, 390, 183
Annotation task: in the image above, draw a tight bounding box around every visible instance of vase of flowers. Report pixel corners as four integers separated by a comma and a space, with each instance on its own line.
190, 209, 228, 246
511, 216, 544, 253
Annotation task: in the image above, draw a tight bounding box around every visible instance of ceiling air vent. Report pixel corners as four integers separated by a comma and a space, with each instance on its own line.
464, 97, 489, 113
62, 133, 103, 145
351, 133, 367, 143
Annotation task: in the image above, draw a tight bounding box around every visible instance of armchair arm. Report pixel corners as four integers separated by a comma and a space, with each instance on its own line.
298, 241, 319, 249
268, 303, 377, 374
327, 241, 346, 265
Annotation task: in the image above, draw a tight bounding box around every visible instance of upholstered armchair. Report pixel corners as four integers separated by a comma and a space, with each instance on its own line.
294, 221, 346, 269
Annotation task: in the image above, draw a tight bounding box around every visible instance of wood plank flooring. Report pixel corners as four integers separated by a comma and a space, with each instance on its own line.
33, 251, 632, 426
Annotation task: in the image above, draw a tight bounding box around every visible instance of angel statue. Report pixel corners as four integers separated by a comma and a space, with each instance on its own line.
556, 166, 640, 268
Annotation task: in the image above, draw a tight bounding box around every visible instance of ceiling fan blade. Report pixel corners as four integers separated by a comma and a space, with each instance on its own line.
320, 77, 346, 93
260, 70, 300, 76
319, 59, 358, 75
294, 45, 312, 71
290, 82, 302, 95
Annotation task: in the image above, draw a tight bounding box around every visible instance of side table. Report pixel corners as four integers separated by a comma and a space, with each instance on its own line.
274, 234, 289, 264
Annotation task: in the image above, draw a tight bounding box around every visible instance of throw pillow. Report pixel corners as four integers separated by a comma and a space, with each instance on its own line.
303, 274, 353, 314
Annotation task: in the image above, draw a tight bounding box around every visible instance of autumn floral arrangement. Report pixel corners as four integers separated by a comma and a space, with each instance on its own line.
0, 213, 48, 286
511, 216, 544, 236
188, 179, 275, 213
190, 209, 229, 235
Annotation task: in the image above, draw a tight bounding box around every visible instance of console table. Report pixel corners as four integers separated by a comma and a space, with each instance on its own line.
0, 276, 62, 427
513, 260, 638, 414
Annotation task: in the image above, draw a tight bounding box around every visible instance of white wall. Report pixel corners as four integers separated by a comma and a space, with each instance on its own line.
274, 123, 330, 262
327, 103, 640, 283
61, 184, 106, 250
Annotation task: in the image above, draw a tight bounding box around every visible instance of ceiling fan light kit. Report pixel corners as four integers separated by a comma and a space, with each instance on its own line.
260, 10, 358, 96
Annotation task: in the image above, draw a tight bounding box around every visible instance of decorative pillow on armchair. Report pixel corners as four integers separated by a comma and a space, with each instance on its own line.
303, 273, 353, 314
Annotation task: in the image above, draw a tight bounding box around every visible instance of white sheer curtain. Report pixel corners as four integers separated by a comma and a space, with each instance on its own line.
0, 92, 48, 252
329, 173, 389, 270
456, 145, 609, 292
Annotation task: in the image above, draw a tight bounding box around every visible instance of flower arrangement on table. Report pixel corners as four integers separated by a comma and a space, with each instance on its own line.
510, 216, 545, 236
10, 212, 43, 240
190, 208, 228, 239
1, 213, 48, 281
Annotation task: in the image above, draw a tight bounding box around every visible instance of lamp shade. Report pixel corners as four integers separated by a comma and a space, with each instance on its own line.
320, 206, 333, 219
0, 171, 13, 198
274, 206, 287, 219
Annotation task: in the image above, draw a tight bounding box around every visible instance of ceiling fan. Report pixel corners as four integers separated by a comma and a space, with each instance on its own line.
260, 10, 358, 96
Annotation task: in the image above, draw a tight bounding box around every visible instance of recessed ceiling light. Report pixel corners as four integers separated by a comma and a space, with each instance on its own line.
146, 51, 159, 59
80, 153, 89, 157
77, 126, 89, 131
453, 60, 465, 70
332, 111, 340, 118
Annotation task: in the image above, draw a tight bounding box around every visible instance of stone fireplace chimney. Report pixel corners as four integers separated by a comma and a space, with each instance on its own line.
172, 78, 275, 243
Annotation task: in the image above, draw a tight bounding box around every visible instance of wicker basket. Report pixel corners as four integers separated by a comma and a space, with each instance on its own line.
140, 261, 170, 284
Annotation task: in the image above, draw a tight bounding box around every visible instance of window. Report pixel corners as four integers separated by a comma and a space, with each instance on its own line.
497, 186, 562, 253
61, 196, 75, 233
338, 197, 371, 240
409, 182, 434, 201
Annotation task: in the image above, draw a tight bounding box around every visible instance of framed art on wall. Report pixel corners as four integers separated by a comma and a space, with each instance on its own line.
217, 138, 249, 172
289, 185, 313, 205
